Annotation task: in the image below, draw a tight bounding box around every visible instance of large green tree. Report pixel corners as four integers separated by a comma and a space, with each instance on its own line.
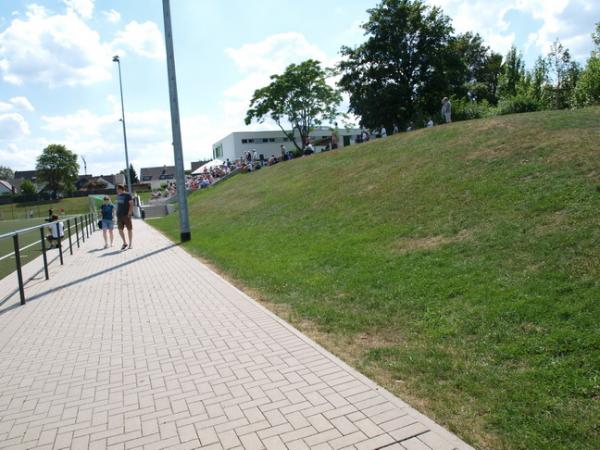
36, 144, 79, 197
245, 59, 342, 151
337, 0, 454, 128
0, 166, 13, 180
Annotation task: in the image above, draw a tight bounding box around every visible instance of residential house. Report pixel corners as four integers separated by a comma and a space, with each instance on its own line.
140, 166, 176, 190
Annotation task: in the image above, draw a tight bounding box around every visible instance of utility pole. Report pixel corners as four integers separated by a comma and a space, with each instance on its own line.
162, 0, 190, 241
81, 155, 87, 175
112, 55, 133, 195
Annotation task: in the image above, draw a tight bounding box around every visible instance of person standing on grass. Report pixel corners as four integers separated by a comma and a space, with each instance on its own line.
99, 195, 115, 248
116, 184, 133, 250
441, 97, 452, 123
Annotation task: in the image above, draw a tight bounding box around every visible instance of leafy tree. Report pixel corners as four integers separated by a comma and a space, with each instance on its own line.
337, 0, 453, 129
592, 22, 600, 53
527, 56, 550, 106
0, 166, 13, 180
445, 32, 492, 100
245, 59, 342, 151
20, 179, 37, 196
121, 164, 139, 184
574, 55, 600, 106
573, 25, 600, 107
36, 144, 79, 197
547, 39, 580, 109
476, 52, 503, 104
497, 46, 526, 99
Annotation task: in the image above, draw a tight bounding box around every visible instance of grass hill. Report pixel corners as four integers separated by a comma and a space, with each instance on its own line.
152, 108, 600, 449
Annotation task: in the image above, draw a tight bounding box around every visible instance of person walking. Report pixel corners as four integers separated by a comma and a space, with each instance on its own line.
441, 97, 452, 123
99, 195, 115, 248
116, 184, 133, 250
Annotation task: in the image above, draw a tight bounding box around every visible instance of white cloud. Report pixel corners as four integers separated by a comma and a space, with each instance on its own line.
112, 21, 165, 60
0, 4, 112, 86
63, 0, 95, 19
37, 106, 217, 175
0, 113, 30, 140
9, 97, 34, 112
425, 0, 597, 62
224, 33, 332, 130
102, 9, 121, 24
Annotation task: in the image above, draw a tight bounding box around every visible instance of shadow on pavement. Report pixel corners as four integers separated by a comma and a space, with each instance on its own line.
0, 243, 178, 317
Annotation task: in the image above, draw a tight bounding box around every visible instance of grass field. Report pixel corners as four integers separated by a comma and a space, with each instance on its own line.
152, 108, 600, 449
0, 196, 91, 221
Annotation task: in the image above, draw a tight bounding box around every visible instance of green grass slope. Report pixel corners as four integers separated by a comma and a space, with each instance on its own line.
152, 108, 600, 449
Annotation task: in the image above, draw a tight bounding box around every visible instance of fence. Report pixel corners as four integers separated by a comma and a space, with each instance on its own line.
0, 212, 97, 306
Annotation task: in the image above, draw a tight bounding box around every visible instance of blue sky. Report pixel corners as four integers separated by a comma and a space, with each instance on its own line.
0, 0, 598, 175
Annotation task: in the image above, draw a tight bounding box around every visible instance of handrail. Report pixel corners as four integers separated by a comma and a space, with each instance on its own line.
0, 220, 79, 263
0, 212, 97, 306
0, 217, 77, 241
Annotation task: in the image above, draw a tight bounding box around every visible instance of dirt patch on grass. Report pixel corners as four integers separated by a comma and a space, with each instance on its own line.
392, 229, 472, 254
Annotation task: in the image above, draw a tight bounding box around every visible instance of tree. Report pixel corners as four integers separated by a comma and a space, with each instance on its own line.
547, 39, 580, 109
0, 166, 13, 180
20, 179, 37, 196
592, 22, 600, 53
573, 55, 600, 106
121, 164, 139, 184
245, 59, 342, 151
497, 46, 526, 99
338, 0, 454, 129
36, 144, 79, 197
573, 25, 600, 107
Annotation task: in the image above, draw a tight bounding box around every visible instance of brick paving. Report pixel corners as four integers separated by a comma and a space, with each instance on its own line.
0, 220, 473, 449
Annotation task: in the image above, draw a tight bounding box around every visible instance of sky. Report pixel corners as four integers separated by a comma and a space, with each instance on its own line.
0, 0, 598, 176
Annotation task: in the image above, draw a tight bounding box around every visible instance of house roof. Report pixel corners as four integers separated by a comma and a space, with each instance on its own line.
140, 166, 176, 182
76, 175, 93, 190
0, 180, 13, 194
14, 170, 37, 181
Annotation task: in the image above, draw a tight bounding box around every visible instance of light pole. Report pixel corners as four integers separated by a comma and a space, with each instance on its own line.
162, 0, 190, 242
112, 55, 133, 195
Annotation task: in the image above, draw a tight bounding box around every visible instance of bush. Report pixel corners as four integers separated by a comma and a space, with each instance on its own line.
20, 179, 37, 196
497, 95, 540, 115
450, 98, 495, 122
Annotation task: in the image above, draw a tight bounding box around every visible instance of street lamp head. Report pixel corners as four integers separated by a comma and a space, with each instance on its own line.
112, 55, 120, 62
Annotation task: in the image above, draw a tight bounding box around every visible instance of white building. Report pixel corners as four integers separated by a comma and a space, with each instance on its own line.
212, 127, 361, 162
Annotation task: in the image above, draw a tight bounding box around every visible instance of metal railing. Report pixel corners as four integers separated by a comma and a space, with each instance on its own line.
0, 212, 97, 306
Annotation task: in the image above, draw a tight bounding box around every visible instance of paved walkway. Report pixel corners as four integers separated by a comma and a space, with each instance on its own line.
0, 220, 473, 450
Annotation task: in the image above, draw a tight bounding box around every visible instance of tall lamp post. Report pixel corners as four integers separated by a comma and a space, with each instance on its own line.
112, 55, 133, 195
162, 0, 190, 242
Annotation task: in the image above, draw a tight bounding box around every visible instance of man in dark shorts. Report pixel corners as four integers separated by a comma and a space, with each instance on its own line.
116, 184, 133, 250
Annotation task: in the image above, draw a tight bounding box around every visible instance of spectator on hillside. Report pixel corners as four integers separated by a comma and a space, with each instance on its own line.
441, 97, 452, 123
280, 144, 287, 161
426, 118, 434, 128
380, 125, 387, 138
331, 123, 339, 149
46, 215, 64, 249
392, 123, 399, 134
304, 142, 315, 156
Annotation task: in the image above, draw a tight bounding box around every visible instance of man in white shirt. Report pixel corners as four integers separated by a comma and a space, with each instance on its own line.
380, 125, 387, 138
47, 215, 64, 249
